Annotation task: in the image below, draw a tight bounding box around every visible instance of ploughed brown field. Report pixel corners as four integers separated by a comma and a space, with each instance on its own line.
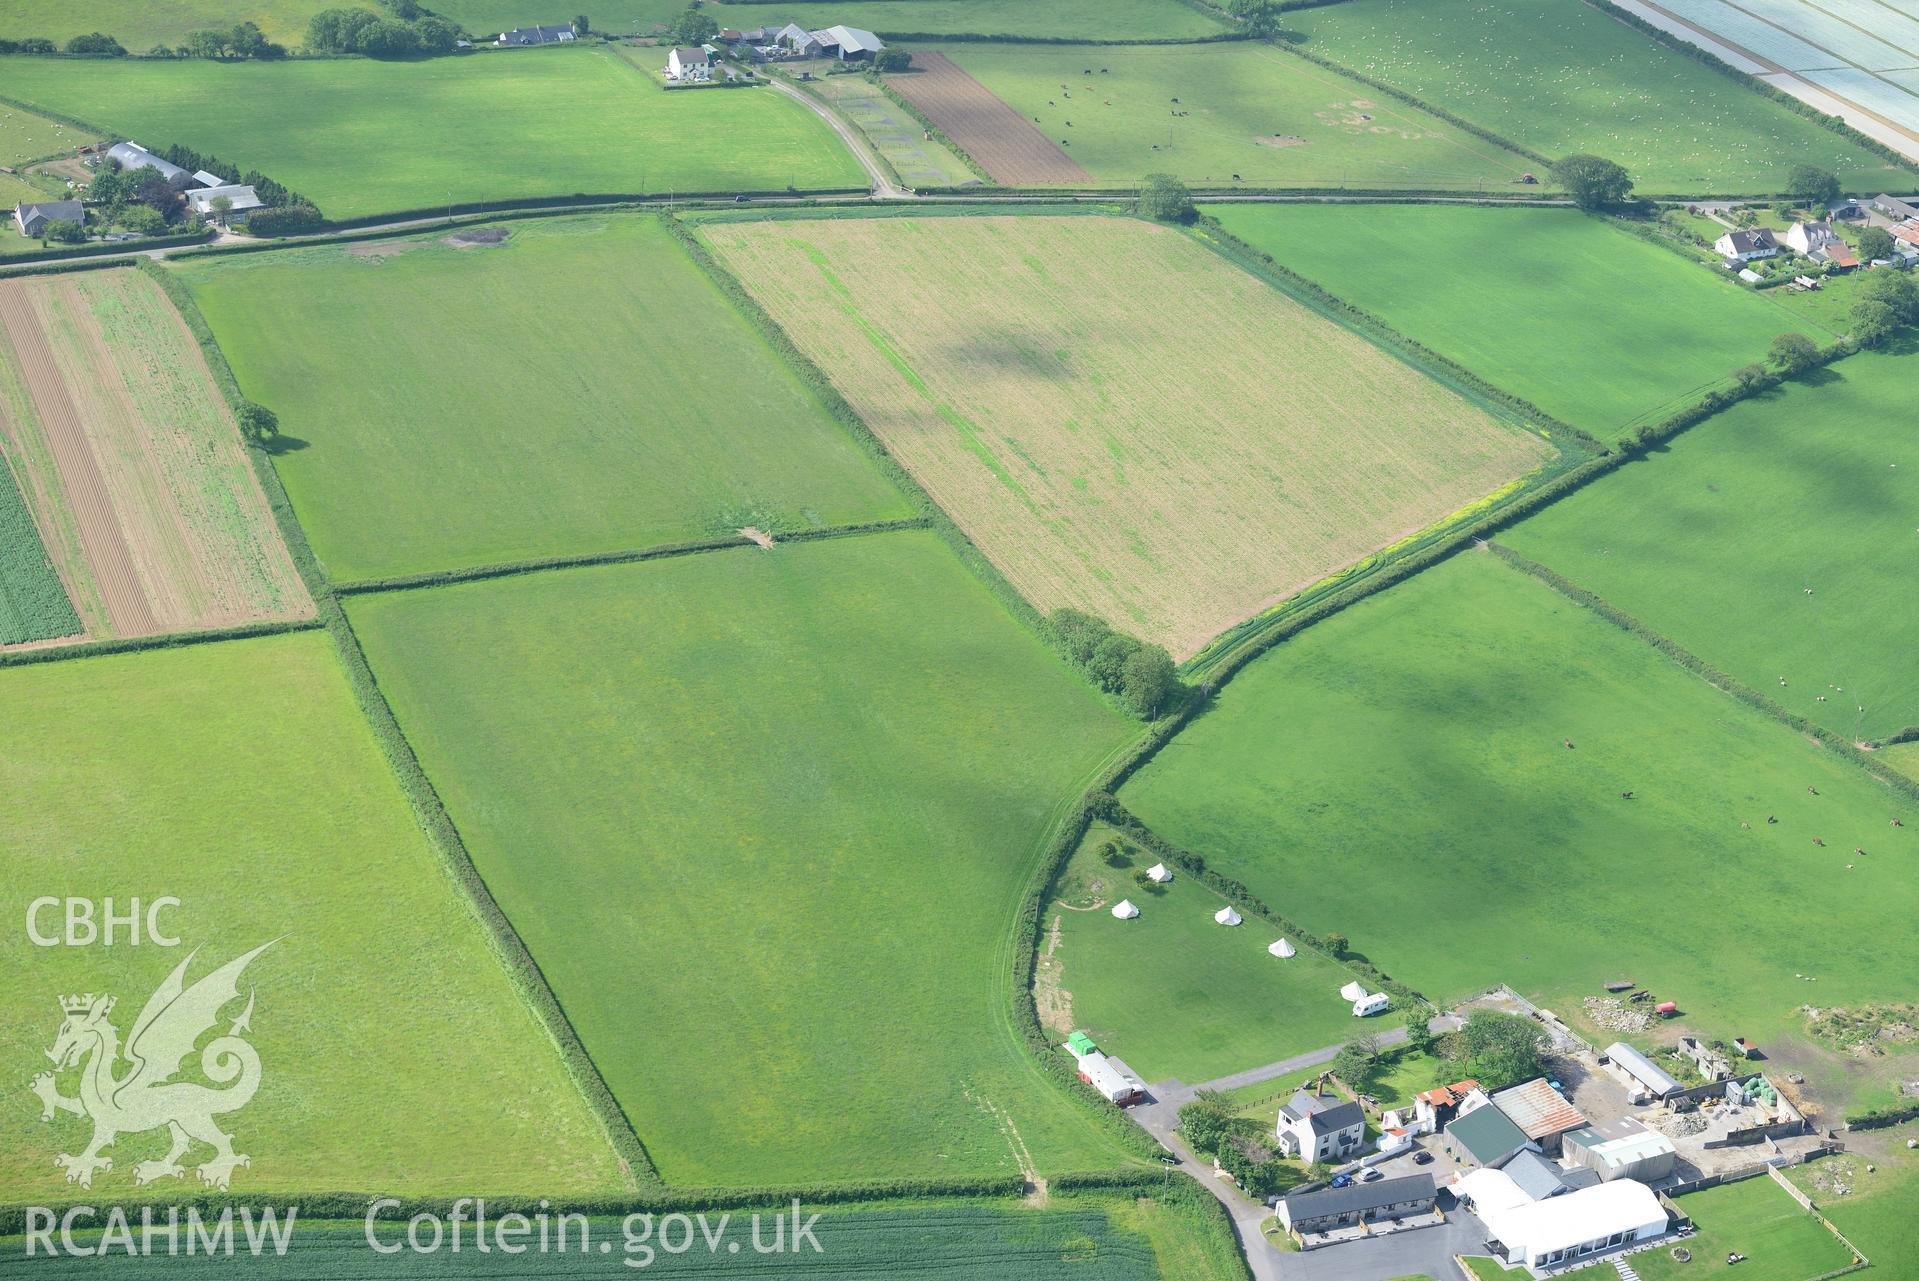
0, 269, 310, 644
703, 214, 1552, 658
886, 52, 1091, 186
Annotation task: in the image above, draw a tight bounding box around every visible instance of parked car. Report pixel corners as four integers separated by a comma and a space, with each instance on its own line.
1361, 1168, 1384, 1182
1330, 1173, 1355, 1189
1413, 1151, 1435, 1165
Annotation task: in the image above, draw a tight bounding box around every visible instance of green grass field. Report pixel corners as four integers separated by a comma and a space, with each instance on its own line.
933, 42, 1531, 188
1046, 823, 1370, 1084
708, 0, 1225, 38
0, 1192, 1245, 1279
1791, 1137, 1919, 1280
1886, 742, 1919, 783
0, 0, 333, 50
0, 100, 98, 166
175, 215, 907, 581
1505, 350, 1919, 745
0, 461, 78, 645
0, 49, 864, 220
434, 0, 688, 37
1288, 0, 1912, 193
1637, 1176, 1853, 1281
1121, 551, 1919, 1081
0, 632, 625, 1198
1209, 204, 1826, 433
347, 532, 1141, 1186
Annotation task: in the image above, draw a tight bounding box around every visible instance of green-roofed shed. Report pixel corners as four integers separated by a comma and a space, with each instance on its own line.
1447, 1100, 1535, 1168
1067, 1031, 1099, 1058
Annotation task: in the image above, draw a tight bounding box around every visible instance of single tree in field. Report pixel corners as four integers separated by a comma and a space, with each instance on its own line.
1120, 644, 1178, 719
1786, 164, 1841, 210
1856, 226, 1894, 262
1551, 154, 1632, 210
236, 402, 280, 445
1139, 172, 1195, 223
1325, 932, 1350, 957
1850, 299, 1899, 349
1768, 331, 1820, 374
572, 13, 589, 35
1405, 1017, 1439, 1058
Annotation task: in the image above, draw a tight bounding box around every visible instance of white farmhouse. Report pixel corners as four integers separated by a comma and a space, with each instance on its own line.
667, 46, 711, 82
1275, 1088, 1366, 1161
1713, 227, 1778, 262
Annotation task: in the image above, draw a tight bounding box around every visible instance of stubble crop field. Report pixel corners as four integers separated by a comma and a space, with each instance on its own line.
1210, 204, 1826, 433
346, 531, 1141, 1186
702, 212, 1552, 659
924, 41, 1533, 188
1504, 350, 1919, 745
1043, 824, 1368, 1084
1287, 0, 1910, 193
0, 49, 864, 220
1120, 550, 1919, 1089
176, 216, 908, 581
0, 269, 311, 642
0, 632, 626, 1198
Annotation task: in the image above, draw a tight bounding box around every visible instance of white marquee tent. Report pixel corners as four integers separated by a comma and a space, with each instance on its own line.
1268, 938, 1296, 958
1146, 863, 1173, 883
1214, 906, 1242, 926
1112, 899, 1140, 920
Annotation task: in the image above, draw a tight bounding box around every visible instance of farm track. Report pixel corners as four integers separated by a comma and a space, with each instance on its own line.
887, 55, 1092, 185
0, 284, 156, 636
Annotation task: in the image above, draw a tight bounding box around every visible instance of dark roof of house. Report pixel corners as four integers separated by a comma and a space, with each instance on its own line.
1280, 1090, 1363, 1135
500, 24, 573, 42
18, 200, 83, 222
1280, 1173, 1436, 1221
1722, 228, 1777, 251
672, 45, 710, 62
1448, 1102, 1534, 1165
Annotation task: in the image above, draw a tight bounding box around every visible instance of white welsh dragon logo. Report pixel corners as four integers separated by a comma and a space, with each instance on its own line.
30, 942, 274, 1190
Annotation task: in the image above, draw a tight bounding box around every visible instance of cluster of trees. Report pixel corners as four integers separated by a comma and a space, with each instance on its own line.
83, 162, 190, 234
670, 6, 719, 45
1139, 173, 1195, 223
153, 141, 310, 209
1846, 268, 1918, 349
1408, 1009, 1549, 1091
1222, 0, 1291, 37
171, 21, 286, 58
1042, 608, 1180, 719
1552, 154, 1633, 211
1178, 1091, 1293, 1198
305, 6, 463, 56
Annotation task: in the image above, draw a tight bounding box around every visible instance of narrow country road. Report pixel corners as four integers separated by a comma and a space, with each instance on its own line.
762, 73, 908, 199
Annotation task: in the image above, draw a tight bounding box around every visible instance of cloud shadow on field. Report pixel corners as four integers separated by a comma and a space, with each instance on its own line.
927, 326, 1076, 379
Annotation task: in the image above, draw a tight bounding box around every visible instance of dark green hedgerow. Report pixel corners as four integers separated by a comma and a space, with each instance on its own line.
0, 232, 212, 269
334, 519, 930, 595
0, 618, 319, 669
1484, 542, 1919, 810
137, 258, 661, 1192
1847, 1102, 1919, 1130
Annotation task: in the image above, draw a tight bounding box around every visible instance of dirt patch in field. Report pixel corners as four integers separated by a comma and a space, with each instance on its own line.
345, 239, 420, 258
1034, 912, 1074, 1037
1258, 134, 1309, 148
738, 525, 775, 548
444, 226, 510, 248
886, 54, 1090, 186
0, 271, 311, 644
